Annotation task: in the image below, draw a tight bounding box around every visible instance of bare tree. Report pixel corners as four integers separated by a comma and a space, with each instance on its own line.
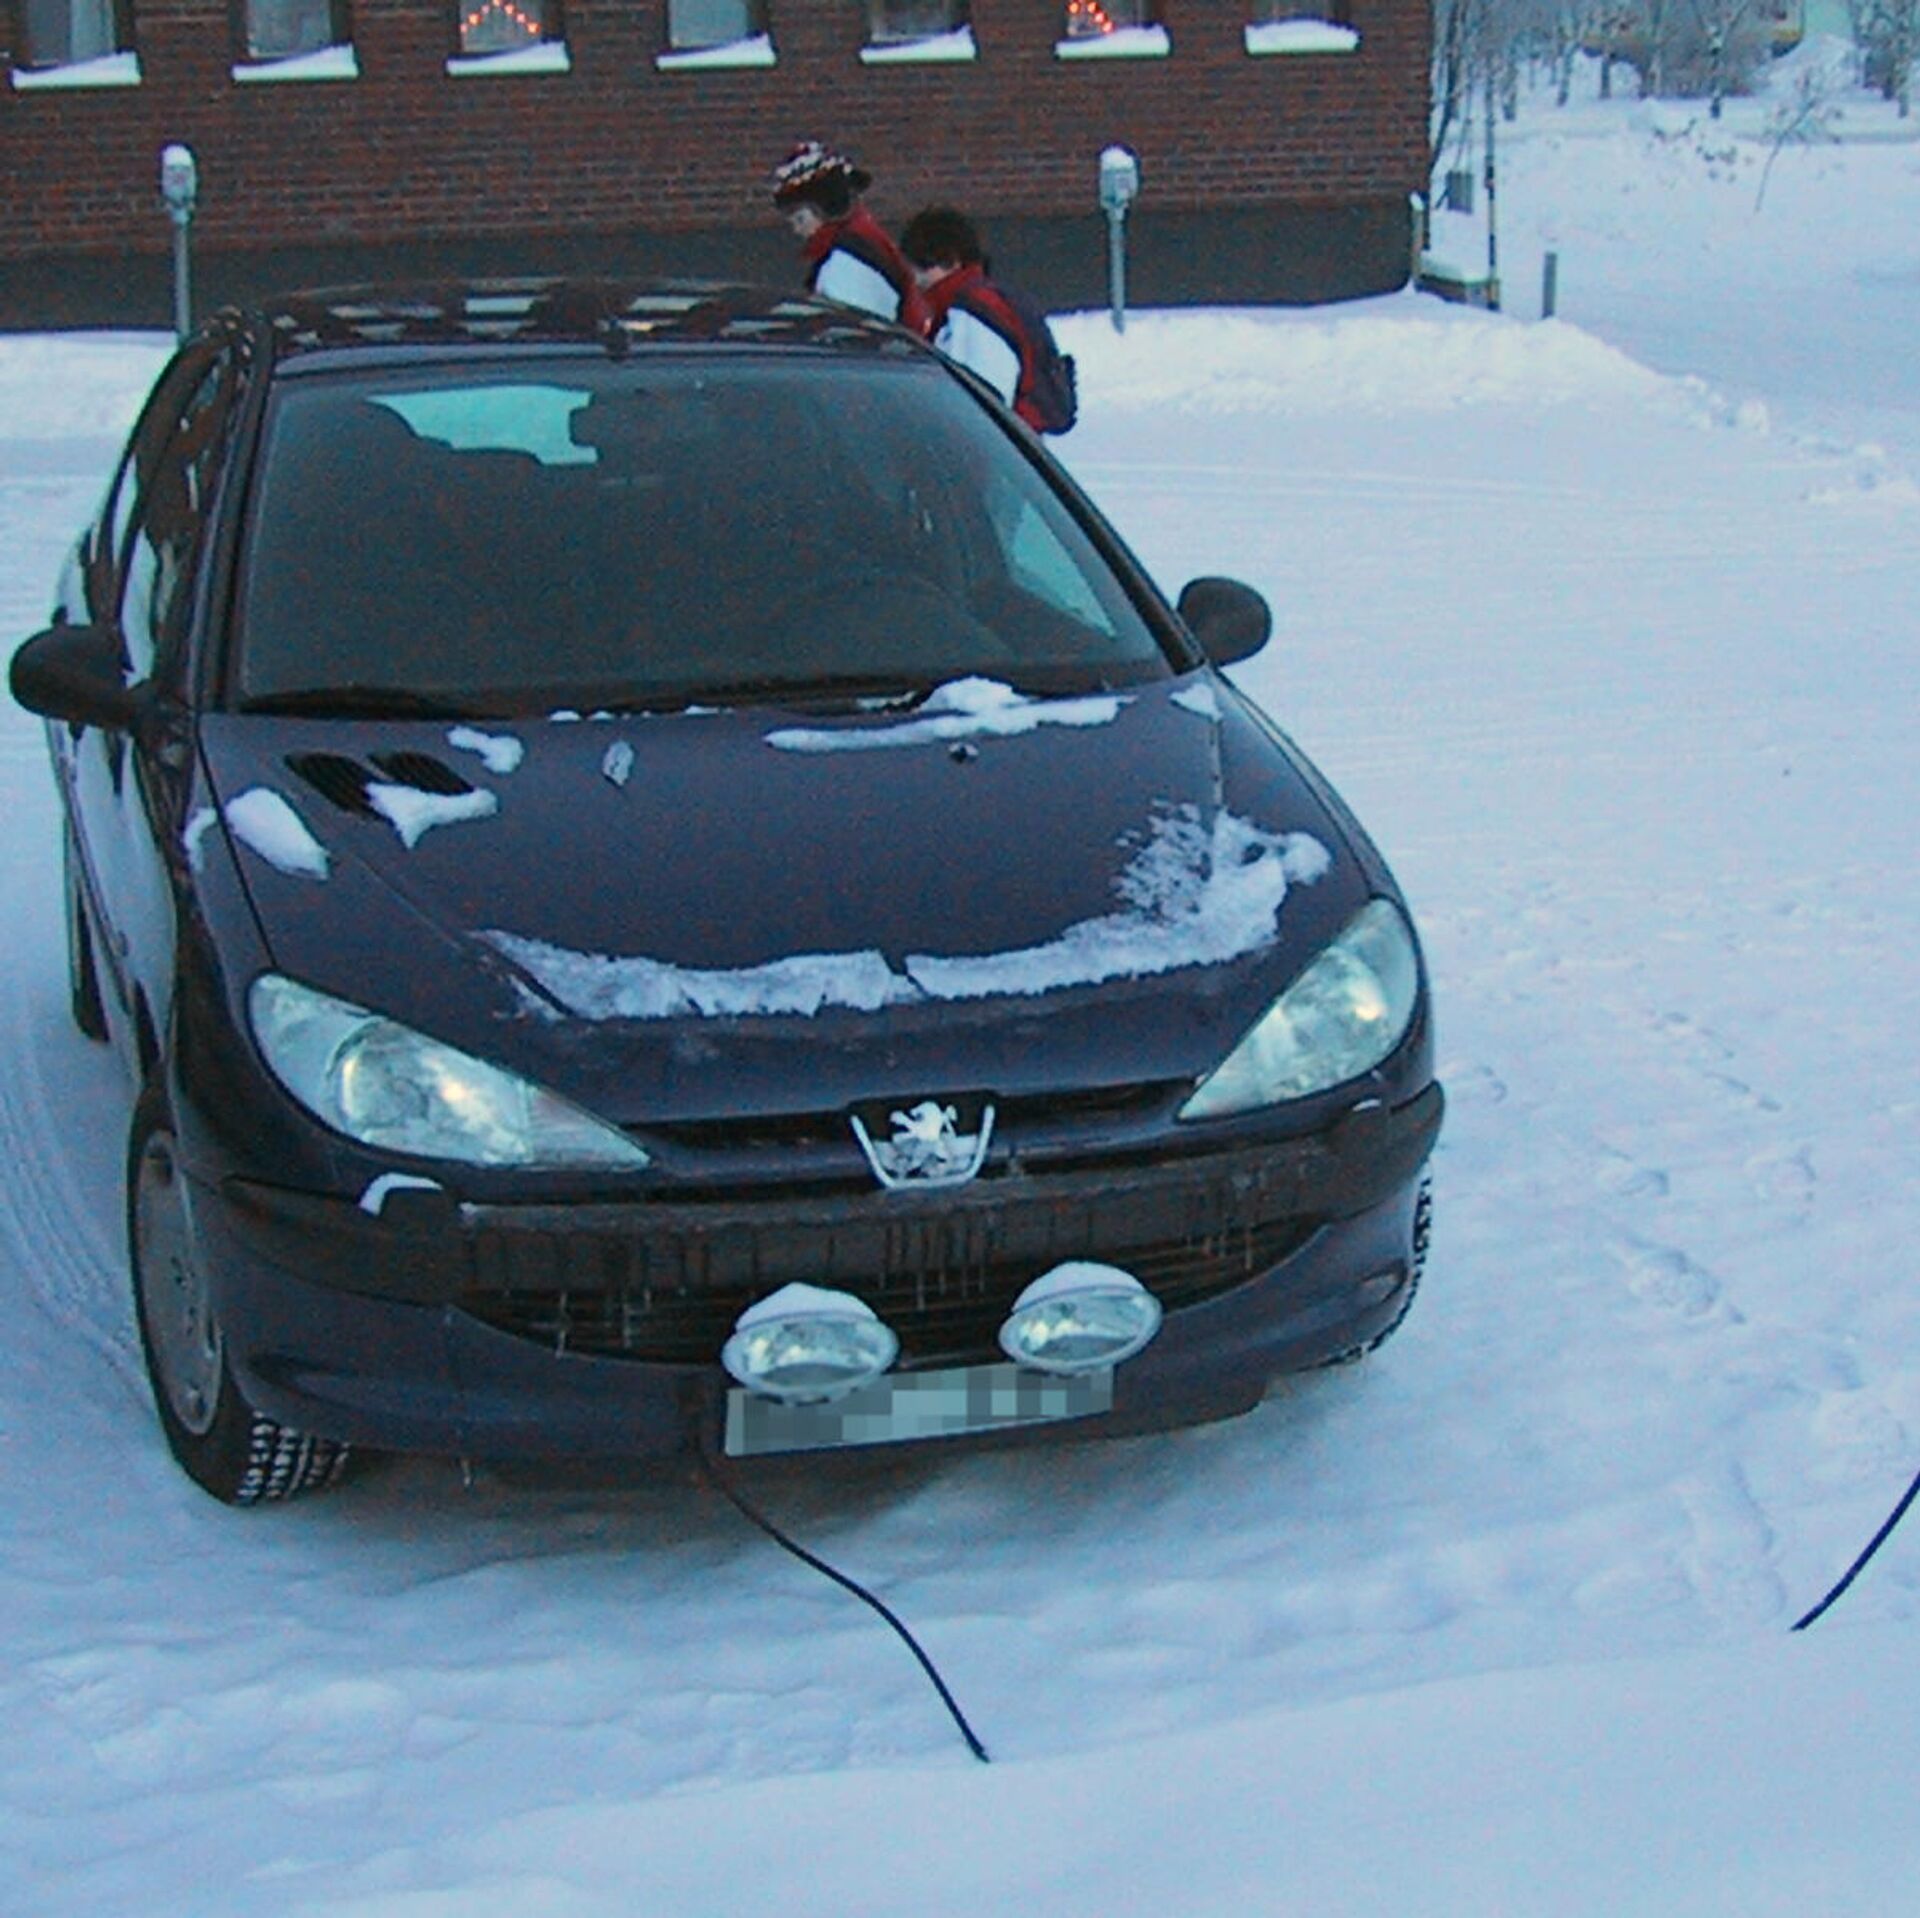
1681, 0, 1769, 115
1852, 0, 1918, 114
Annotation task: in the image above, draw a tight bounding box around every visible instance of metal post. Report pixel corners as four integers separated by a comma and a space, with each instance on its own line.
171, 222, 192, 341
1482, 71, 1501, 311
1097, 146, 1140, 335
1541, 249, 1559, 320
160, 144, 198, 342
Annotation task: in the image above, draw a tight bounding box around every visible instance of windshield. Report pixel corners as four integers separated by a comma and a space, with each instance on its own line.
230, 354, 1174, 715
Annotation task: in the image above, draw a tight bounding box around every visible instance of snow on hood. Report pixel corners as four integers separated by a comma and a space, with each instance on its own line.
765, 678, 1129, 755
217, 787, 330, 879
481, 806, 1330, 1021
366, 781, 499, 849
446, 725, 526, 774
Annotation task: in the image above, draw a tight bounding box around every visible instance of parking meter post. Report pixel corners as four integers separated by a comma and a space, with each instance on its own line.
159, 144, 198, 342
1097, 145, 1140, 335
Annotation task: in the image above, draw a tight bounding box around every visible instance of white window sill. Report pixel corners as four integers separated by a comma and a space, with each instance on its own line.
657, 32, 776, 69
861, 25, 977, 62
446, 42, 572, 75
1054, 25, 1170, 59
10, 51, 141, 89
233, 44, 359, 82
1244, 20, 1359, 54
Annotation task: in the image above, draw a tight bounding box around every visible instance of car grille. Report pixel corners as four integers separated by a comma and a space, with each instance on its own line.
456, 1213, 1316, 1368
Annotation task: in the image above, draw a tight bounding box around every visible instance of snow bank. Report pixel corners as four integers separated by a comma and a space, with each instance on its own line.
1054, 298, 1681, 418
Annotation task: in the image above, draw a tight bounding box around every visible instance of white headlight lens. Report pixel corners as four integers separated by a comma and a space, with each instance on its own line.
723, 1285, 899, 1404
1178, 898, 1420, 1120
999, 1262, 1162, 1374
248, 974, 650, 1168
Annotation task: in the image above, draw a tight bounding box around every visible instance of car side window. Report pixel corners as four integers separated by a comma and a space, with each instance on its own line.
115, 347, 240, 683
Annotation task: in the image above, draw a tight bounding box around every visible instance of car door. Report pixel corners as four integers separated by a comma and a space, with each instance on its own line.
65, 331, 246, 1049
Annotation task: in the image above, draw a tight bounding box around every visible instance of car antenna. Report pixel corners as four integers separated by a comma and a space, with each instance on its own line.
694, 1429, 991, 1763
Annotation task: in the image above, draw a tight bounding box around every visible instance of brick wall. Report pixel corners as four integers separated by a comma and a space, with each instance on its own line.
2, 0, 1430, 311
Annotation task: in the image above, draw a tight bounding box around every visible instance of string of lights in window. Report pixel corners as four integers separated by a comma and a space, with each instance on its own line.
1064, 0, 1125, 33
461, 0, 546, 47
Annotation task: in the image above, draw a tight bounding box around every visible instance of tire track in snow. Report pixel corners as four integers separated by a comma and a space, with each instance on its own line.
0, 906, 142, 1392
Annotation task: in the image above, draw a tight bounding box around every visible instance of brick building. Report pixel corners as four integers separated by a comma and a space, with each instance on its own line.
2, 0, 1430, 328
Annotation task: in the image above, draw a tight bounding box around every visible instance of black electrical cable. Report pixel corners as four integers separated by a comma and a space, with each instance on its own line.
695, 1432, 991, 1763
1791, 1460, 1920, 1632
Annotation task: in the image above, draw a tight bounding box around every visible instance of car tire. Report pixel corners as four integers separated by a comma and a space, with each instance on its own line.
127, 1083, 348, 1503
1315, 1176, 1432, 1369
65, 830, 109, 1043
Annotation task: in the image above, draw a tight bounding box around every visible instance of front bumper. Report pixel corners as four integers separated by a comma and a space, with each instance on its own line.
193, 1082, 1442, 1460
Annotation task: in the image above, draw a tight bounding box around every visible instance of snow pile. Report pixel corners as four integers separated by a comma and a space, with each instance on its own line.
1056, 301, 1681, 418
0, 331, 170, 442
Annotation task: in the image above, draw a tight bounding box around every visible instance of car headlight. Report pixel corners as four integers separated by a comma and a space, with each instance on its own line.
248, 973, 651, 1169
1178, 898, 1420, 1120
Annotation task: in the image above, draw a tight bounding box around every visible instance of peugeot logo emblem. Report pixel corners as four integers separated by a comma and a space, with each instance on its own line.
851, 1097, 996, 1190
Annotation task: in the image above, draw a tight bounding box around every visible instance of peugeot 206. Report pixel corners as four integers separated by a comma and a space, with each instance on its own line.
10, 282, 1442, 1503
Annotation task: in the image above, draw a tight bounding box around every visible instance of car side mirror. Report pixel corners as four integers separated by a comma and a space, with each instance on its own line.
1176, 577, 1271, 667
9, 623, 142, 732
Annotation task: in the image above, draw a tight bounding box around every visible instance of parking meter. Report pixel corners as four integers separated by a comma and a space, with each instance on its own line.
160, 144, 197, 341
1098, 146, 1140, 333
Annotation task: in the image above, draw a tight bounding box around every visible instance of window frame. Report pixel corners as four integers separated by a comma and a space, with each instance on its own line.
1247, 0, 1350, 21
1060, 0, 1156, 41
450, 0, 566, 61
230, 0, 353, 68
863, 0, 970, 51
663, 0, 766, 53
14, 0, 133, 71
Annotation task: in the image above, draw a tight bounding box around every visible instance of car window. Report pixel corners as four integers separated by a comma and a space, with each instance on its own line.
985, 480, 1119, 636
118, 349, 241, 682
372, 384, 597, 466
230, 356, 1173, 713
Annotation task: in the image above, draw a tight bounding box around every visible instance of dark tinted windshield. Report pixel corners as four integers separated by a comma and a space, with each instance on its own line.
232, 354, 1172, 714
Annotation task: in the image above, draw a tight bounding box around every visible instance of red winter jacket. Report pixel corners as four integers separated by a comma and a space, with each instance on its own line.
919, 263, 1045, 433
801, 206, 932, 335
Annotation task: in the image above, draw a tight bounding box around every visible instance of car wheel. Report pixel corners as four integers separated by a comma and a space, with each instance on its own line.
65, 829, 109, 1043
128, 1084, 348, 1503
1315, 1176, 1432, 1369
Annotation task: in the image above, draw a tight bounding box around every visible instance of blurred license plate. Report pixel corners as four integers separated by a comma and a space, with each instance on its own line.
725, 1362, 1112, 1458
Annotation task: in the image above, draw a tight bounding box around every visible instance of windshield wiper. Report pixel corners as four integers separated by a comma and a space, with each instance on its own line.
239, 686, 476, 719
693, 673, 940, 713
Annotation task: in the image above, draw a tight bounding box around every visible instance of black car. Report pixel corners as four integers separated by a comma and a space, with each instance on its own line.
11, 281, 1441, 1504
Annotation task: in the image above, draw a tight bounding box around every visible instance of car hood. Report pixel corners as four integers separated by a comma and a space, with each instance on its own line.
196, 675, 1370, 1122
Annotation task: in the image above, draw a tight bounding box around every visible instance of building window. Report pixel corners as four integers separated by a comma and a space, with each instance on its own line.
457, 0, 560, 56
1061, 0, 1152, 40
17, 0, 131, 68
1243, 0, 1357, 54
865, 0, 968, 48
1249, 0, 1348, 19
667, 0, 764, 50
239, 0, 350, 61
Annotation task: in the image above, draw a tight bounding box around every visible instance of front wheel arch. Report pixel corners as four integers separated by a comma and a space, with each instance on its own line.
126, 1080, 348, 1504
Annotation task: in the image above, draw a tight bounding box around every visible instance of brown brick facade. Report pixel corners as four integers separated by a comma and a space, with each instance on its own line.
2, 0, 1431, 318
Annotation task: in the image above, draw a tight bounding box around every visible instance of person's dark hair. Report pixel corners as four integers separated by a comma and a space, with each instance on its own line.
900, 205, 985, 271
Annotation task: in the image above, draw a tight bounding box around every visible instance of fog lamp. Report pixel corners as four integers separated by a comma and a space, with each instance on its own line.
998, 1262, 1161, 1374
722, 1283, 899, 1405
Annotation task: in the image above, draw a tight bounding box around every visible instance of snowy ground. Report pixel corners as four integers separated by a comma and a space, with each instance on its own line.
3, 52, 1918, 1915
